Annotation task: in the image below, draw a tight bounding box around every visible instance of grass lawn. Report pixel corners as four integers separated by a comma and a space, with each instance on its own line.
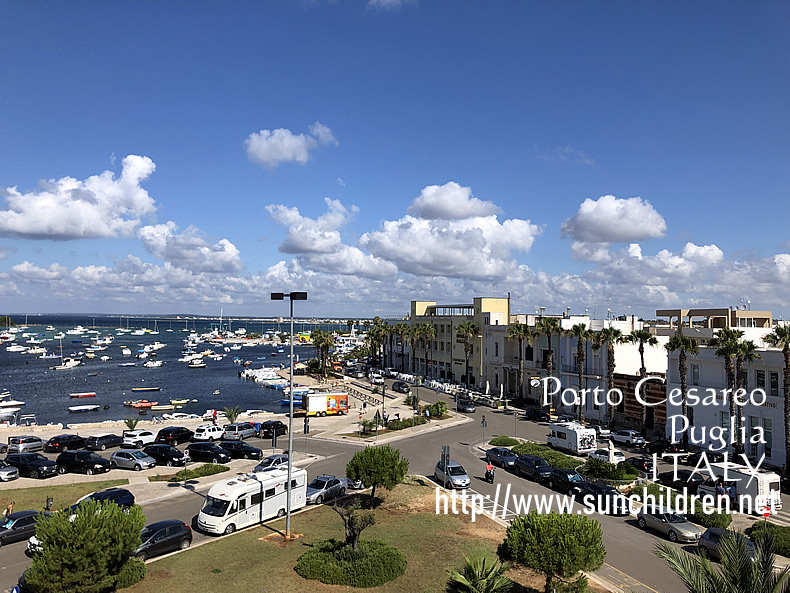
126, 477, 608, 593
0, 479, 128, 513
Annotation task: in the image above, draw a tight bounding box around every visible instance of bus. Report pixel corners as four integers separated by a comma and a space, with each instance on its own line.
197, 467, 307, 535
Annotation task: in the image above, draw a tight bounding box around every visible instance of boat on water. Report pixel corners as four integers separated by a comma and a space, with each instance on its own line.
143, 360, 163, 368
131, 400, 158, 409
188, 359, 207, 369
122, 348, 132, 355
131, 386, 161, 392
52, 358, 81, 371
87, 372, 98, 377
150, 404, 174, 411
117, 362, 136, 367
280, 396, 303, 405
100, 356, 111, 361
169, 399, 189, 405
7, 345, 29, 353
69, 392, 97, 398
212, 390, 220, 395
0, 399, 25, 408
68, 405, 99, 413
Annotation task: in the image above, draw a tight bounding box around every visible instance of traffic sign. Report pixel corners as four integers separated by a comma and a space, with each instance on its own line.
762, 505, 772, 518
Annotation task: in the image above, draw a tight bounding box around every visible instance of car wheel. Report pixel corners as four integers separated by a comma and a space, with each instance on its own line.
315, 495, 324, 504
209, 437, 215, 442
224, 523, 236, 535
136, 441, 143, 449
339, 488, 346, 497
134, 465, 142, 472
277, 508, 286, 518
100, 444, 107, 451
699, 546, 709, 558
110, 461, 118, 469
514, 466, 521, 477
668, 531, 678, 543
212, 458, 219, 464
638, 517, 647, 529
166, 460, 173, 467
179, 538, 191, 550
31, 469, 39, 479
86, 468, 95, 476
136, 552, 148, 561
548, 480, 554, 489
57, 465, 67, 475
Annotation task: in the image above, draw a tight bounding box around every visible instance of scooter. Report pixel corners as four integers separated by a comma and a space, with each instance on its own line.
484, 468, 495, 484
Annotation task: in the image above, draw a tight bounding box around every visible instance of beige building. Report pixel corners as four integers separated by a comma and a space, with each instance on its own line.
408, 297, 510, 385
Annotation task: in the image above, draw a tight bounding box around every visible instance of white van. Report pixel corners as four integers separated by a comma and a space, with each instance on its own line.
698, 461, 782, 515
547, 422, 597, 456
197, 467, 307, 535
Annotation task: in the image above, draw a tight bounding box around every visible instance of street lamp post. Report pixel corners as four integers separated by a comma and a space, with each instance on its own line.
270, 291, 307, 540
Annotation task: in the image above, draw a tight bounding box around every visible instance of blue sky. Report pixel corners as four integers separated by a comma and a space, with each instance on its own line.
0, 1, 788, 319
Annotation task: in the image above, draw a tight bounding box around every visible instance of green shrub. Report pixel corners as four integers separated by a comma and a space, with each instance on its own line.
295, 539, 407, 587
116, 557, 146, 589
625, 483, 669, 502
578, 459, 637, 482
489, 435, 520, 447
686, 505, 732, 529
428, 400, 448, 418
511, 442, 579, 469
750, 522, 790, 556
552, 575, 590, 593
386, 416, 427, 431
150, 464, 230, 483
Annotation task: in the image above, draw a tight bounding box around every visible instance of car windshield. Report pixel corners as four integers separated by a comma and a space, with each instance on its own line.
29, 454, 46, 462
448, 466, 466, 476
567, 473, 583, 482
308, 478, 328, 490
130, 451, 147, 459
202, 496, 230, 517
0, 516, 14, 530
665, 513, 687, 523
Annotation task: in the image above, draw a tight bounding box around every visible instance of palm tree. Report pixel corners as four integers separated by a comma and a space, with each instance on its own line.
656, 529, 790, 593
366, 325, 384, 368
124, 417, 140, 431
456, 321, 480, 389
420, 322, 436, 379
764, 326, 790, 478
665, 334, 699, 448
312, 329, 335, 377
408, 325, 421, 375
569, 324, 593, 423
630, 329, 659, 432
593, 327, 627, 427
346, 319, 354, 334
709, 328, 744, 455
446, 552, 513, 593
506, 323, 535, 401
536, 316, 561, 381
734, 340, 761, 456
223, 405, 242, 424
394, 323, 409, 373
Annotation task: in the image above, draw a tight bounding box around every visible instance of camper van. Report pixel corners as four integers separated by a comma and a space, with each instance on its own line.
697, 461, 782, 515
547, 422, 597, 456
197, 467, 307, 535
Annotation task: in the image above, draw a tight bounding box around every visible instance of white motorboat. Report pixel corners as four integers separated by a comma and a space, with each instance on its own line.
188, 359, 207, 369
6, 345, 28, 352
143, 360, 163, 368
122, 348, 132, 355
68, 405, 99, 413
0, 399, 25, 408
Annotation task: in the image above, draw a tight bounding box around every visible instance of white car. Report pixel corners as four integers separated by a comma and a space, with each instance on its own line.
589, 448, 626, 464
122, 430, 156, 449
369, 373, 384, 385
191, 424, 225, 442
612, 430, 645, 447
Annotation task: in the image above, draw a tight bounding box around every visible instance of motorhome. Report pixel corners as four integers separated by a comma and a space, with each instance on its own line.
197, 467, 307, 535
697, 461, 782, 515
547, 422, 597, 456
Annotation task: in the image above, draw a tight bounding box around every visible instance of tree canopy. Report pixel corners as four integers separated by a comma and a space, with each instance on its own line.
345, 445, 409, 508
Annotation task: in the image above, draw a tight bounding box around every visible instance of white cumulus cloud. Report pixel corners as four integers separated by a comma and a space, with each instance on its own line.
137, 222, 243, 273
0, 155, 157, 240
245, 121, 338, 169
561, 195, 667, 243
407, 182, 502, 220
681, 242, 724, 265
265, 198, 357, 255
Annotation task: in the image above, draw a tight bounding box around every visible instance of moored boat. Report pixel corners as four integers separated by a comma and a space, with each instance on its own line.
131, 386, 161, 392
68, 405, 99, 413
131, 400, 158, 409
169, 399, 189, 405
150, 404, 174, 411
69, 392, 97, 398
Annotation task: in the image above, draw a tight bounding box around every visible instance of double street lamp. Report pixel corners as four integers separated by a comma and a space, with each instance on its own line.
270, 291, 307, 539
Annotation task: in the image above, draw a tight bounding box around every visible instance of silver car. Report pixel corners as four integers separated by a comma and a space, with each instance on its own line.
306, 475, 347, 504
637, 506, 701, 543
110, 450, 156, 471
7, 436, 43, 453
253, 454, 289, 473
0, 460, 18, 482
434, 460, 470, 489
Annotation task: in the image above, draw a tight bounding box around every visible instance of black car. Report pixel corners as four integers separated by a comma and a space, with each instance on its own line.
525, 408, 551, 422
457, 400, 476, 413
646, 439, 689, 458
155, 426, 194, 446
0, 511, 51, 546
657, 469, 705, 494
186, 442, 232, 464
76, 487, 136, 510
5, 453, 58, 479
43, 434, 86, 453
686, 450, 726, 466
624, 456, 654, 474
55, 450, 112, 475
576, 482, 630, 516
219, 441, 263, 460
136, 520, 192, 561
85, 434, 123, 451
391, 381, 411, 394
259, 420, 287, 439
514, 455, 553, 482
548, 468, 585, 495
143, 444, 186, 466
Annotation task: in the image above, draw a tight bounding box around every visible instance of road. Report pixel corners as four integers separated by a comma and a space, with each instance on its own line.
0, 381, 699, 593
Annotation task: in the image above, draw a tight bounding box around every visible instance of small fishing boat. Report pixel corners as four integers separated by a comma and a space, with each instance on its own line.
138, 409, 147, 415
150, 404, 174, 411
169, 399, 189, 405
131, 386, 161, 392
87, 372, 98, 377
188, 359, 207, 369
68, 405, 99, 413
212, 390, 220, 395
117, 362, 136, 367
69, 392, 97, 398
0, 399, 25, 408
131, 400, 158, 409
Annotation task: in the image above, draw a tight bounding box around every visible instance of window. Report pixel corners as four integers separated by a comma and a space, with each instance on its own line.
495, 342, 499, 357
763, 418, 773, 458
251, 493, 262, 505
265, 488, 275, 499
720, 411, 729, 441
691, 364, 700, 386
756, 370, 765, 390
238, 498, 247, 511
771, 372, 779, 396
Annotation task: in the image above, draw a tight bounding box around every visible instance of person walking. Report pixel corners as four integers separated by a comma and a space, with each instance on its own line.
425, 407, 431, 422
3, 501, 14, 517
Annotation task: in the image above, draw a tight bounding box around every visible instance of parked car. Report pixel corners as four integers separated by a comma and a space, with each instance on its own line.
624, 456, 654, 473
76, 487, 136, 510
110, 449, 157, 471
85, 433, 123, 451
306, 475, 347, 504
589, 425, 611, 439
154, 426, 194, 446
457, 400, 476, 413
637, 506, 701, 543
612, 430, 645, 447
686, 450, 726, 466
136, 520, 192, 561
391, 381, 411, 394
123, 430, 156, 449
657, 469, 705, 494
186, 442, 231, 464
646, 439, 689, 458
547, 468, 585, 495
222, 422, 257, 441
219, 441, 263, 460
0, 460, 19, 482
5, 453, 58, 479
258, 420, 287, 439
525, 408, 550, 422
485, 447, 518, 469
557, 414, 576, 423
191, 425, 225, 442
143, 444, 186, 467
576, 482, 630, 515
433, 460, 471, 489
253, 454, 289, 472
55, 450, 112, 475
7, 436, 43, 454
0, 511, 51, 546
513, 455, 553, 482
44, 434, 86, 453
588, 448, 626, 464
369, 373, 385, 385
698, 527, 755, 561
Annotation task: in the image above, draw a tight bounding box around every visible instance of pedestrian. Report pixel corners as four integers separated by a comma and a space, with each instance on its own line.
3, 501, 14, 517
212, 409, 218, 426
425, 407, 431, 422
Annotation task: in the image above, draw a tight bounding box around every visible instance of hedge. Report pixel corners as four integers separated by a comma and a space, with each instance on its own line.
750, 522, 790, 556
295, 539, 407, 587
578, 458, 638, 482
386, 416, 427, 431
511, 442, 579, 469
625, 484, 732, 528
150, 464, 230, 483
